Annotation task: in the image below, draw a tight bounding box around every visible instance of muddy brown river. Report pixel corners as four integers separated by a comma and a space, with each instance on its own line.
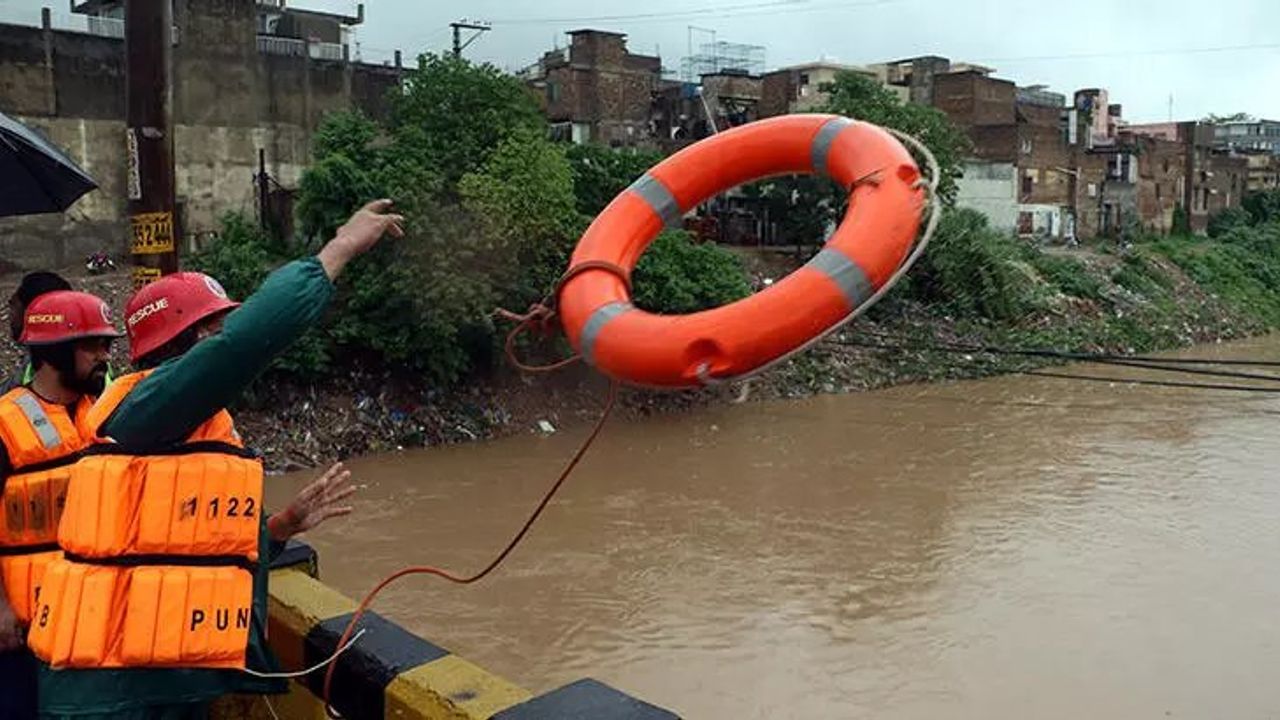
267, 336, 1280, 719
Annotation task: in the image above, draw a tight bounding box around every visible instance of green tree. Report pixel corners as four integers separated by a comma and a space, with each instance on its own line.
564, 144, 665, 217
392, 53, 545, 188
313, 110, 380, 161
459, 131, 584, 306
821, 72, 969, 203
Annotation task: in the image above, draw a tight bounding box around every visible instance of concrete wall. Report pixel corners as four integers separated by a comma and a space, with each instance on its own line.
956, 161, 1018, 233
0, 1, 403, 269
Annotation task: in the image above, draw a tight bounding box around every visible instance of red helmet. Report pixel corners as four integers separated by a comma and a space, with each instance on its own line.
20, 291, 122, 346
124, 272, 240, 362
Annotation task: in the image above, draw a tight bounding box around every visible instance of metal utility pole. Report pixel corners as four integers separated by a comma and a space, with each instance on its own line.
450, 20, 490, 58
124, 0, 178, 289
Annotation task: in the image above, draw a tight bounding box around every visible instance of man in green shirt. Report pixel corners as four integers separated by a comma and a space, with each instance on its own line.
37, 199, 405, 719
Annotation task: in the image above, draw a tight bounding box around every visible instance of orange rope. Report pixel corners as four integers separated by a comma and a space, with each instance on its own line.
492, 260, 633, 373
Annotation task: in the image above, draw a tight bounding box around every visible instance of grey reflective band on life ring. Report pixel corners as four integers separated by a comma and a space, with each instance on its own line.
811, 116, 855, 177
806, 248, 874, 310
13, 391, 61, 450
580, 302, 633, 367
628, 174, 684, 229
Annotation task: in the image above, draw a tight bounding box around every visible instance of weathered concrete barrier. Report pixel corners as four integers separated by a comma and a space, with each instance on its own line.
211, 542, 680, 720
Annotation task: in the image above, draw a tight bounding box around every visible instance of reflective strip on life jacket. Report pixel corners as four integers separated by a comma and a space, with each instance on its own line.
0, 388, 90, 625
11, 392, 60, 450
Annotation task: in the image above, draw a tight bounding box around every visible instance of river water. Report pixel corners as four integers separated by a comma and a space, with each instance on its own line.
268, 336, 1280, 719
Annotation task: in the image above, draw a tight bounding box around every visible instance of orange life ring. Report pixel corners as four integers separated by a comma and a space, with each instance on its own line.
559, 114, 926, 389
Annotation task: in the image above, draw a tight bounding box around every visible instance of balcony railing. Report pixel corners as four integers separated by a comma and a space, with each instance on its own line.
257, 35, 347, 61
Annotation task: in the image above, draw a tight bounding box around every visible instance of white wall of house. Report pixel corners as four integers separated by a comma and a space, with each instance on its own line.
956, 160, 1018, 233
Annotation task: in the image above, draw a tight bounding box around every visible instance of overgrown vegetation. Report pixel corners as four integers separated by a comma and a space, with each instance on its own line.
195, 54, 751, 386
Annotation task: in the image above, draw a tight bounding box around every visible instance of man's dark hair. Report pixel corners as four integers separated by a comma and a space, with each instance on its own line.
135, 325, 200, 370
9, 271, 72, 342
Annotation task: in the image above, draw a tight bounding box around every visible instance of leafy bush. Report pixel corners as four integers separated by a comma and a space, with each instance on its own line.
1155, 234, 1280, 325
1243, 189, 1280, 226
904, 208, 1039, 320
187, 213, 274, 300
632, 231, 752, 315
1208, 207, 1252, 238
565, 144, 664, 217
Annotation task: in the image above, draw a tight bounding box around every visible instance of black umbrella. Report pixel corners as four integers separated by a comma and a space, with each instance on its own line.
0, 110, 98, 217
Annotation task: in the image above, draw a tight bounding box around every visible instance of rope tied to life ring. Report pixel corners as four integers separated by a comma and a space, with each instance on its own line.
494, 259, 633, 373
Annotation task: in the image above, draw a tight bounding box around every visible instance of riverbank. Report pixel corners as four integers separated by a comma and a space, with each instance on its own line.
2, 234, 1275, 472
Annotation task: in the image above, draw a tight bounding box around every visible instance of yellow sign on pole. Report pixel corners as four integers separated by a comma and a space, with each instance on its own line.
131, 266, 162, 290
129, 212, 176, 255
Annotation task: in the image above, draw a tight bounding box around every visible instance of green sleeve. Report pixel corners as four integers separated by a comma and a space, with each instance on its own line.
103, 257, 335, 447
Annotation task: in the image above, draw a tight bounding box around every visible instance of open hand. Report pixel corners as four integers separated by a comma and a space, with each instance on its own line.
269, 462, 358, 540
319, 199, 407, 279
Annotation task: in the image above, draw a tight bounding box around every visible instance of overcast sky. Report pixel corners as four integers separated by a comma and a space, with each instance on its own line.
4, 0, 1278, 122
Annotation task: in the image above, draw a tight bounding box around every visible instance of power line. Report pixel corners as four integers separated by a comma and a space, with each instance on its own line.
1027, 371, 1280, 395
489, 0, 897, 27
979, 42, 1280, 65
839, 334, 1280, 368
839, 335, 1280, 394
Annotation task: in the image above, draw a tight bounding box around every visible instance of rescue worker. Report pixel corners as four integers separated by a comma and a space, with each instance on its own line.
0, 290, 121, 720
3, 272, 74, 395
29, 199, 403, 720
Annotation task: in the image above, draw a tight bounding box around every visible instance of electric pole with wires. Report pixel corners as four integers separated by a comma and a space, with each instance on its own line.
124, 0, 179, 288
450, 20, 491, 58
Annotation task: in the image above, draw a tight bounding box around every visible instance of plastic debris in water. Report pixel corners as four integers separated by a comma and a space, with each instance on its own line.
537, 420, 556, 434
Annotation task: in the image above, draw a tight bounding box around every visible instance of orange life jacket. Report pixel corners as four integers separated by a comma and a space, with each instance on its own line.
27, 371, 263, 670
0, 387, 92, 625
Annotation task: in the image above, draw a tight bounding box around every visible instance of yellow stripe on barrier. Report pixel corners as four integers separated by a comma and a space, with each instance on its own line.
386, 654, 532, 719
212, 544, 679, 720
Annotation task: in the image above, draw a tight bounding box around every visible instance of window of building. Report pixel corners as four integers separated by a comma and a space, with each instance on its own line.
547, 82, 561, 104
799, 73, 810, 86
1021, 171, 1034, 198
1163, 158, 1170, 174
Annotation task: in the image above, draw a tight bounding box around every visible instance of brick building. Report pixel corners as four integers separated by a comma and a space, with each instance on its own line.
650, 71, 763, 152
1243, 153, 1280, 192
931, 68, 1075, 237
524, 29, 662, 146
759, 61, 876, 116
1128, 121, 1250, 233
